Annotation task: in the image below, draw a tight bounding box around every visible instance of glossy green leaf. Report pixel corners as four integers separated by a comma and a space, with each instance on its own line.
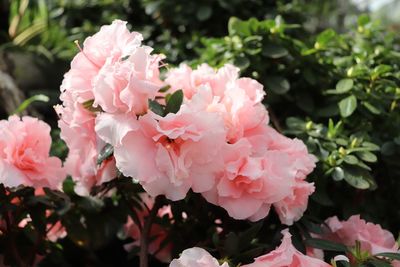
266, 76, 290, 94
336, 79, 353, 93
305, 238, 348, 252
165, 90, 184, 114
97, 144, 114, 165
262, 43, 288, 58
338, 95, 357, 117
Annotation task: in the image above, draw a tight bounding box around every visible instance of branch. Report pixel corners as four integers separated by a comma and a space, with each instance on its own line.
268, 107, 283, 133
4, 210, 27, 267
139, 195, 163, 267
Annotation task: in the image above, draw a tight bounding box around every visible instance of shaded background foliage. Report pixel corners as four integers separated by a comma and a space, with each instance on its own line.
1, 0, 400, 266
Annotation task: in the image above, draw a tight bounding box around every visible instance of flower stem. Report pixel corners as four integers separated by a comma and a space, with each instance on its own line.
139, 195, 163, 267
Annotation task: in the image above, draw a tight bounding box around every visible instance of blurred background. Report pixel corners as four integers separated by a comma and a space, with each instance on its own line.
0, 0, 398, 123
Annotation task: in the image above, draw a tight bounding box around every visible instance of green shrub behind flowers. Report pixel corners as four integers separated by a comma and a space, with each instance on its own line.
197, 14, 400, 233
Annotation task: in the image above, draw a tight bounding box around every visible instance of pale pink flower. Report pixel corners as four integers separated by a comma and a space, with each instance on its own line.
202, 139, 295, 221
242, 229, 331, 267
321, 215, 399, 255
166, 64, 267, 143
165, 64, 315, 223
92, 46, 163, 115
63, 20, 143, 103
56, 20, 163, 194
201, 124, 315, 223
57, 106, 116, 194
264, 126, 316, 225
169, 247, 229, 267
98, 91, 226, 201
0, 116, 65, 189
124, 194, 172, 263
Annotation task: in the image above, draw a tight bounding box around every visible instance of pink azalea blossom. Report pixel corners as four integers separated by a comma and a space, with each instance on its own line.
202, 139, 295, 222
166, 64, 267, 143
165, 64, 316, 223
0, 116, 65, 189
321, 215, 400, 257
56, 20, 163, 194
169, 247, 229, 267
242, 229, 331, 267
99, 92, 226, 201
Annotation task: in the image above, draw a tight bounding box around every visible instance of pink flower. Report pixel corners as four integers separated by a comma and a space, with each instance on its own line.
165, 64, 316, 223
242, 230, 331, 267
321, 215, 399, 255
264, 126, 316, 225
0, 116, 65, 189
56, 20, 164, 194
97, 91, 226, 201
124, 194, 172, 263
169, 247, 229, 267
56, 98, 116, 194
201, 125, 315, 224
202, 139, 295, 221
166, 64, 267, 143
62, 20, 143, 103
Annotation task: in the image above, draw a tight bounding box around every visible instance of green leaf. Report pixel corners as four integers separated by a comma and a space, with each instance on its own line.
332, 167, 345, 181
158, 85, 171, 93
266, 76, 290, 94
82, 99, 103, 113
344, 155, 359, 165
148, 99, 165, 116
336, 79, 353, 93
362, 142, 380, 151
228, 17, 250, 36
381, 142, 396, 156
262, 43, 288, 58
13, 94, 49, 114
165, 90, 184, 114
97, 144, 114, 165
234, 55, 250, 69
62, 176, 75, 195
362, 102, 381, 115
338, 95, 357, 117
224, 232, 239, 256
374, 252, 400, 261
356, 151, 377, 163
358, 14, 370, 26
368, 259, 393, 267
305, 238, 348, 252
315, 29, 336, 48
371, 65, 392, 80
196, 6, 212, 21
238, 222, 263, 250
343, 166, 375, 189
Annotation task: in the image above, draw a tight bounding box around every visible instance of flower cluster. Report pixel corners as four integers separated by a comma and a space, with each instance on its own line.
55, 20, 163, 195
57, 20, 316, 224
